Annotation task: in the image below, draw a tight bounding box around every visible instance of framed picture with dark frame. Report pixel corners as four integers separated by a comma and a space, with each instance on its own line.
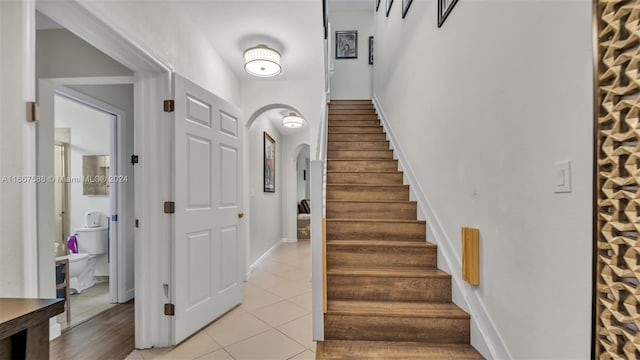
263, 132, 275, 193
438, 0, 460, 28
376, 0, 381, 12
402, 0, 413, 19
368, 36, 374, 65
335, 31, 358, 59
386, 0, 394, 17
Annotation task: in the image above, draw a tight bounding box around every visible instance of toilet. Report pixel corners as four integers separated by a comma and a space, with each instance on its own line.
55, 253, 96, 294
56, 211, 108, 293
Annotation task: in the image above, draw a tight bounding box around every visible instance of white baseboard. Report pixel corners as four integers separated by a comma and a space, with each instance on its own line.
372, 95, 512, 360
247, 240, 283, 279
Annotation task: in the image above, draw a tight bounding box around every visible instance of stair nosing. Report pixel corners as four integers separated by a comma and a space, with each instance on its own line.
327, 266, 448, 278
327, 184, 408, 187
327, 218, 426, 224
326, 200, 416, 204
326, 300, 470, 319
318, 340, 483, 358
327, 170, 401, 173
327, 160, 393, 162
327, 239, 436, 247
327, 159, 396, 161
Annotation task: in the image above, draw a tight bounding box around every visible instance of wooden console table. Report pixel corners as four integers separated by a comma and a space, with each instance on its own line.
0, 298, 64, 360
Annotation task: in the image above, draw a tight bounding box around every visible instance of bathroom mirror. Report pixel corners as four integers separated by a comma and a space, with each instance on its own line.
82, 155, 109, 195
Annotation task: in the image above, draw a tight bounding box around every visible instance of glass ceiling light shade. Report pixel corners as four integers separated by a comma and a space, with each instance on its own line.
283, 112, 304, 128
243, 45, 281, 77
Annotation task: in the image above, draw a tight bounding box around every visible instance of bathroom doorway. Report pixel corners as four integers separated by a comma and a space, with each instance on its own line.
53, 91, 119, 329
41, 81, 134, 329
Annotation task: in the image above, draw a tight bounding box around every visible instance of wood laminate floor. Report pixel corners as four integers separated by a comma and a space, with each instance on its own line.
50, 300, 134, 360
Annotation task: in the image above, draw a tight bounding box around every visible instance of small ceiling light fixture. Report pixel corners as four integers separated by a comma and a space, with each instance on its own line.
244, 44, 281, 77
282, 112, 304, 128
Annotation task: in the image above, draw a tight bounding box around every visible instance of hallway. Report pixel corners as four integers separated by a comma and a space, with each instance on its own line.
128, 241, 314, 360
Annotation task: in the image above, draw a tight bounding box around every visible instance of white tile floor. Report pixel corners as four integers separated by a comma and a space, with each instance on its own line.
127, 240, 314, 360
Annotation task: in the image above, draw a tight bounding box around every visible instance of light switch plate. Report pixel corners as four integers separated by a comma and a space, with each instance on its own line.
554, 160, 572, 193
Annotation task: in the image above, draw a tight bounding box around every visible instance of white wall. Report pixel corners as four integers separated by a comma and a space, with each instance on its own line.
37, 28, 132, 78
373, 1, 592, 359
0, 0, 34, 297
76, 0, 240, 105
55, 94, 111, 276
249, 116, 283, 265
241, 80, 324, 158
329, 10, 373, 100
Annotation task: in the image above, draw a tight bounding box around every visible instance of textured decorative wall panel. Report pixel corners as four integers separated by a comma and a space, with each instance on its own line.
596, 1, 640, 358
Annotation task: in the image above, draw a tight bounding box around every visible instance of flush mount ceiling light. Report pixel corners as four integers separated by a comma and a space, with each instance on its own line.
282, 112, 304, 128
244, 44, 281, 77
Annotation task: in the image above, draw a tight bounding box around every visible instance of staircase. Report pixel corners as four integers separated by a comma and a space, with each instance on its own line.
316, 100, 483, 359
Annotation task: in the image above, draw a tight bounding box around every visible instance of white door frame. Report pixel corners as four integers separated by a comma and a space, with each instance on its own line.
37, 77, 133, 302
36, 0, 174, 348
44, 84, 129, 303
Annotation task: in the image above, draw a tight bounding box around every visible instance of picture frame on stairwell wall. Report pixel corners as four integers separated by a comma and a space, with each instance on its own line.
402, 0, 413, 19
438, 0, 460, 28
336, 31, 358, 59
264, 132, 276, 193
368, 36, 374, 65
386, 0, 394, 17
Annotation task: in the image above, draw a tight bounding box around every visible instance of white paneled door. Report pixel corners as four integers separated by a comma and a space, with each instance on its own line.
173, 74, 244, 344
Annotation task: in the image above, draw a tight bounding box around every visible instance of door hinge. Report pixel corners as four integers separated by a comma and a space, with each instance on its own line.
111, 214, 118, 222
164, 201, 175, 214
163, 100, 175, 112
131, 154, 139, 165
164, 303, 175, 316
135, 219, 139, 228
26, 102, 40, 123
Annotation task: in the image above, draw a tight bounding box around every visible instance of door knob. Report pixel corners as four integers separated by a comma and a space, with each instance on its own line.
238, 213, 244, 219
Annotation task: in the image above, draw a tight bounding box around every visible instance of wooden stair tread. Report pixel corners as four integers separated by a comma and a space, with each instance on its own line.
317, 340, 484, 359
327, 200, 415, 204
328, 266, 446, 278
328, 184, 407, 187
328, 218, 425, 224
327, 300, 469, 319
327, 239, 436, 248
327, 159, 394, 161
327, 170, 400, 173
327, 158, 398, 162
330, 100, 372, 103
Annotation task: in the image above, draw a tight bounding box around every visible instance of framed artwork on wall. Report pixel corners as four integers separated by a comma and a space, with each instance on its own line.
264, 132, 275, 193
368, 36, 374, 65
376, 0, 381, 12
438, 0, 460, 28
402, 0, 413, 19
335, 31, 358, 59
386, 0, 394, 17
